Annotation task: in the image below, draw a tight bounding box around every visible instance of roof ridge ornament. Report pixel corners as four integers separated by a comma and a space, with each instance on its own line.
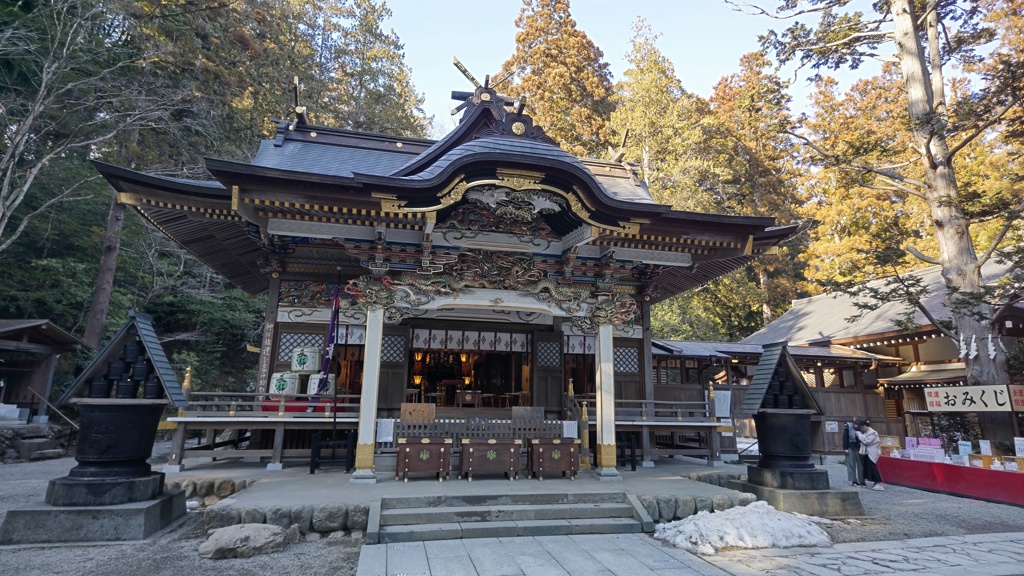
450, 57, 516, 116
289, 75, 308, 130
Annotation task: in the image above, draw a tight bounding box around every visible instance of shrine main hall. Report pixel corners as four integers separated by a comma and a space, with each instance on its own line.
95, 77, 793, 482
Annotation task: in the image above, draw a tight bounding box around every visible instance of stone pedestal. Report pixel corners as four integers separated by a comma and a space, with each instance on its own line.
728, 479, 865, 517
746, 465, 830, 491
0, 489, 186, 544
0, 398, 188, 542
46, 473, 165, 507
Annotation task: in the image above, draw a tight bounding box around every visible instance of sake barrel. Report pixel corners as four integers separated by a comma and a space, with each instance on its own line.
290, 346, 321, 373
268, 372, 300, 398
306, 373, 336, 396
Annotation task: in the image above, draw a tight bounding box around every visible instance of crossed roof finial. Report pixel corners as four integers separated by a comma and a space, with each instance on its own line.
450, 57, 519, 116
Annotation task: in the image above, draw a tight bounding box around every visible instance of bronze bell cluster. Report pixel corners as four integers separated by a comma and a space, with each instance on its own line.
87, 326, 163, 400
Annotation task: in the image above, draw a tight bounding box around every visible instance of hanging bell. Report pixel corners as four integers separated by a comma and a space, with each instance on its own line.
106, 359, 126, 381
122, 338, 142, 364
131, 359, 151, 383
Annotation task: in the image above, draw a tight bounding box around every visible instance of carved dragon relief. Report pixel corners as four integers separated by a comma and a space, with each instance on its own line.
439, 186, 564, 238
571, 293, 640, 334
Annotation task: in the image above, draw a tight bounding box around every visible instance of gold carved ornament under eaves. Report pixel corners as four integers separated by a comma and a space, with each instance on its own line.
373, 174, 640, 235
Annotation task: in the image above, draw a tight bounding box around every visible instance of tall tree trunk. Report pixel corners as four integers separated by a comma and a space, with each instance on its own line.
83, 195, 125, 349
891, 1, 1009, 428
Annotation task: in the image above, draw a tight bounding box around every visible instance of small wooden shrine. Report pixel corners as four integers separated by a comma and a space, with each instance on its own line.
94, 66, 796, 480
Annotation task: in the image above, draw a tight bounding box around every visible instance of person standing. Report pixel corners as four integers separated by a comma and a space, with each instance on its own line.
856, 419, 885, 491
843, 419, 865, 486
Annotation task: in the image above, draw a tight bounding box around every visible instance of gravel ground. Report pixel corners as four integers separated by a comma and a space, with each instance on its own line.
0, 444, 361, 576
2, 449, 1023, 576
817, 459, 1024, 544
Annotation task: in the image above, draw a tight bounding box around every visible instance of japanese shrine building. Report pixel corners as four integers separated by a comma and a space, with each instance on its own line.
94, 80, 794, 480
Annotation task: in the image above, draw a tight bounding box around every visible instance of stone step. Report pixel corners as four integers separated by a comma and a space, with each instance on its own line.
13, 437, 59, 460
29, 448, 67, 460
380, 502, 636, 525
377, 518, 642, 543
380, 491, 625, 509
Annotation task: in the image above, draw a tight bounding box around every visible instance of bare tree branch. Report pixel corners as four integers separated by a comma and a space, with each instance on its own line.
725, 0, 853, 20
946, 95, 1021, 160
977, 198, 1024, 267
904, 244, 940, 265
991, 291, 1023, 327
796, 30, 894, 53
787, 131, 928, 197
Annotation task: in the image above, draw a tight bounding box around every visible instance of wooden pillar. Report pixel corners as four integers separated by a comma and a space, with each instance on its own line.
257, 276, 282, 394
641, 302, 654, 466
32, 354, 58, 418
351, 306, 384, 483
594, 322, 621, 480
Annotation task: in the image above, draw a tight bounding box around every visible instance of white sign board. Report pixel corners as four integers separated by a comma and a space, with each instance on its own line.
979, 439, 992, 456
958, 440, 973, 456
1015, 437, 1024, 458
713, 390, 733, 437
713, 389, 732, 419
924, 385, 1012, 412
825, 421, 839, 433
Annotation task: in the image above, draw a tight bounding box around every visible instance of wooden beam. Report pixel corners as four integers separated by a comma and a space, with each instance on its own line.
0, 339, 57, 354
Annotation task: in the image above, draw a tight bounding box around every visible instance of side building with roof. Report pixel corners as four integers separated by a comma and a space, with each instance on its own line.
650, 339, 904, 454
739, 260, 1023, 445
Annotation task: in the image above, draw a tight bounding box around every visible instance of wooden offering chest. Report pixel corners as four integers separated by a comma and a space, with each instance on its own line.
459, 438, 521, 481
527, 437, 580, 480
395, 437, 452, 482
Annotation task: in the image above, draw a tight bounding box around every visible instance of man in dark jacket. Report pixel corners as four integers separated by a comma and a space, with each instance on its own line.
843, 419, 865, 486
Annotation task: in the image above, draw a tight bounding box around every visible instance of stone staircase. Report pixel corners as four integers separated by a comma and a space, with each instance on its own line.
367, 492, 653, 544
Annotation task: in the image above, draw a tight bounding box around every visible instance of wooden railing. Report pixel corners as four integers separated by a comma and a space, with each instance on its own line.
567, 395, 714, 422
181, 391, 361, 417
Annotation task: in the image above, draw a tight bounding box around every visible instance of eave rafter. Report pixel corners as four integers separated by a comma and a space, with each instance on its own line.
117, 191, 242, 222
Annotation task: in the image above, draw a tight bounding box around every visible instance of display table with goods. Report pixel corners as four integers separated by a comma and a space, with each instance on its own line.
877, 455, 1024, 507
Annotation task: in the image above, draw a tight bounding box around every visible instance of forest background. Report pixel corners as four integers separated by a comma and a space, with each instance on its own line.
1, 0, 1023, 395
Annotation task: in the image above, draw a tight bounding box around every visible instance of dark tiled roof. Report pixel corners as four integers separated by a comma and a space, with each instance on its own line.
654, 340, 903, 364
252, 140, 416, 178
0, 320, 85, 350
741, 259, 1020, 345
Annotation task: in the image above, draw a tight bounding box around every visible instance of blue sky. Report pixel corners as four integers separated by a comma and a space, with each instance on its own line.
384, 0, 880, 136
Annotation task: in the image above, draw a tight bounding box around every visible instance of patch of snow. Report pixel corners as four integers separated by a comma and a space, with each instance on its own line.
653, 501, 833, 555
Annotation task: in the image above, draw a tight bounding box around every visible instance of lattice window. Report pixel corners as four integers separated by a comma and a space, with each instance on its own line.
536, 341, 561, 368
278, 333, 324, 361
381, 335, 406, 363
614, 347, 640, 373
821, 371, 838, 388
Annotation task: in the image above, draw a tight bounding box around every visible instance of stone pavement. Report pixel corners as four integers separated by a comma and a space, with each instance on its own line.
356, 531, 1024, 576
